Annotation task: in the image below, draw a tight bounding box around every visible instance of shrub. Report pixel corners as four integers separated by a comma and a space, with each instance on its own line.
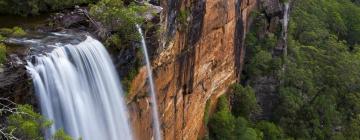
53, 129, 73, 140
105, 34, 122, 49
256, 121, 284, 140
6, 105, 53, 139
90, 0, 146, 43
12, 27, 27, 36
4, 104, 73, 140
0, 27, 27, 37
247, 50, 272, 76
208, 96, 236, 140
208, 95, 264, 140
230, 84, 261, 119
176, 9, 189, 30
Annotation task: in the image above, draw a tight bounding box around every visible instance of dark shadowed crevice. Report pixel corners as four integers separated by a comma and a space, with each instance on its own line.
234, 0, 246, 82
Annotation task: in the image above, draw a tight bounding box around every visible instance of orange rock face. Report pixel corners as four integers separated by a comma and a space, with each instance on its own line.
128, 0, 257, 139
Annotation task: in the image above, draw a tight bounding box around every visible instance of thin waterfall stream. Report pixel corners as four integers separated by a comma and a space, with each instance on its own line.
26, 36, 133, 140
283, 1, 291, 51
136, 25, 162, 140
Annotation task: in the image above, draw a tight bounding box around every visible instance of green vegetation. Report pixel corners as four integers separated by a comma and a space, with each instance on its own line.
0, 34, 6, 41
0, 26, 28, 64
209, 1, 360, 140
2, 104, 72, 140
90, 0, 146, 48
176, 9, 189, 30
121, 66, 139, 94
273, 0, 360, 139
53, 129, 73, 140
207, 85, 285, 140
230, 84, 261, 119
6, 105, 53, 139
90, 0, 147, 92
0, 0, 96, 16
0, 26, 27, 37
0, 43, 6, 64
245, 31, 282, 77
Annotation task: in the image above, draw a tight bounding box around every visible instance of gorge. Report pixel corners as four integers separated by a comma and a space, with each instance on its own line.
1, 0, 360, 140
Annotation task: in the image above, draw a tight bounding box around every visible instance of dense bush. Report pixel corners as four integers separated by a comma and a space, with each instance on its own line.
6, 105, 53, 139
89, 0, 146, 93
255, 121, 284, 140
208, 95, 264, 140
4, 105, 72, 140
208, 87, 286, 140
230, 84, 261, 119
90, 0, 146, 46
272, 0, 360, 139
208, 96, 236, 140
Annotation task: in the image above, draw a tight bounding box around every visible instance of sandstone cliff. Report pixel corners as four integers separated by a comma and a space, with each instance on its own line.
127, 0, 257, 139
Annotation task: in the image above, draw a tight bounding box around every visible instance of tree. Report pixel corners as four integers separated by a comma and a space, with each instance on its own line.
0, 98, 72, 140
89, 0, 146, 43
230, 84, 261, 119
208, 96, 236, 140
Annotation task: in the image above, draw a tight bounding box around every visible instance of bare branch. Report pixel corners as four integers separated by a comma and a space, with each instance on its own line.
0, 98, 21, 140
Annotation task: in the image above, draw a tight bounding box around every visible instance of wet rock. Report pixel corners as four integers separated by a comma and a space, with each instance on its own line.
260, 0, 282, 17
0, 56, 35, 106
141, 3, 163, 21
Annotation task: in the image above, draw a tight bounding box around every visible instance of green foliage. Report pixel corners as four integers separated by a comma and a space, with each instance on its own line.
248, 50, 273, 76
121, 66, 139, 94
4, 104, 72, 140
203, 100, 211, 125
245, 31, 282, 77
0, 26, 27, 37
234, 117, 263, 140
230, 84, 261, 119
90, 0, 146, 43
0, 0, 95, 16
268, 0, 360, 139
0, 34, 6, 41
90, 0, 146, 93
208, 95, 263, 140
208, 101, 236, 140
208, 95, 275, 140
11, 26, 27, 36
53, 129, 73, 140
256, 121, 284, 140
229, 1, 360, 140
105, 34, 122, 49
0, 43, 6, 64
291, 0, 360, 46
208, 96, 235, 140
6, 105, 52, 139
176, 9, 189, 30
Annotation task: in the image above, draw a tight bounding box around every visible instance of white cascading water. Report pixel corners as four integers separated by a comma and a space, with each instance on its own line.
26, 36, 133, 140
283, 2, 290, 40
136, 25, 162, 140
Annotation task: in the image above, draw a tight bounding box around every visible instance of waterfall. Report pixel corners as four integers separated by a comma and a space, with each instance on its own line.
283, 2, 290, 40
136, 25, 162, 140
26, 36, 133, 140
282, 1, 291, 56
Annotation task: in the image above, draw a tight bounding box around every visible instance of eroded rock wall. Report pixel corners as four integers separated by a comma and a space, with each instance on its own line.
128, 0, 257, 139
